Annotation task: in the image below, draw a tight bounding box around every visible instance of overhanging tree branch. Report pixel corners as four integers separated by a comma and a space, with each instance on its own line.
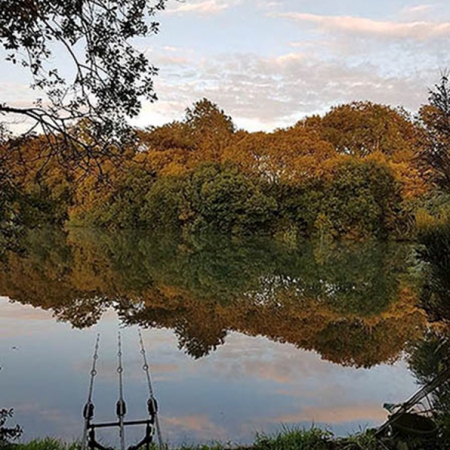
0, 0, 167, 165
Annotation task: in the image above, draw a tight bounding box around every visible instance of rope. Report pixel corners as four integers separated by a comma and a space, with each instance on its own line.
81, 334, 100, 450
138, 328, 163, 450
116, 331, 127, 450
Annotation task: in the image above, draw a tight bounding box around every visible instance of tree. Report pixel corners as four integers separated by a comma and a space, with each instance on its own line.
320, 157, 401, 238
223, 126, 335, 183
303, 101, 419, 158
183, 163, 277, 234
419, 75, 450, 191
185, 98, 236, 160
0, 0, 166, 164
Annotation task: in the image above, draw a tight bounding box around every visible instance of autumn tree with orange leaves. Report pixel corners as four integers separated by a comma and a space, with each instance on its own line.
0, 95, 437, 239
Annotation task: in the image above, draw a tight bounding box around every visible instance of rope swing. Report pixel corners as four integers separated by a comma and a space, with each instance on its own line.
81, 330, 163, 450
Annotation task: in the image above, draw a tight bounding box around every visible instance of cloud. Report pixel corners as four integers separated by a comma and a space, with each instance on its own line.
136, 49, 433, 131
164, 0, 232, 15
0, 298, 55, 337
162, 414, 227, 441
271, 404, 387, 425
274, 12, 450, 40
401, 4, 435, 15
211, 336, 334, 383
15, 403, 81, 438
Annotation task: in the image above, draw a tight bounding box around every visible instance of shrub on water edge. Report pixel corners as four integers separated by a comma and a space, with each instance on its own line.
416, 208, 450, 266
140, 176, 186, 230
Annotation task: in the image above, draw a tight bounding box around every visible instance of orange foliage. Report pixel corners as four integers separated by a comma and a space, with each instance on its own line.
223, 127, 336, 183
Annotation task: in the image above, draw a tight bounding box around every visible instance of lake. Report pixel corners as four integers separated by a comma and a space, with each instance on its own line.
0, 228, 436, 447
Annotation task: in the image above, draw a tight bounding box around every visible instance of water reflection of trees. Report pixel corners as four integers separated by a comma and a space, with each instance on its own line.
0, 229, 426, 366
409, 236, 450, 440
407, 330, 450, 442
418, 230, 450, 323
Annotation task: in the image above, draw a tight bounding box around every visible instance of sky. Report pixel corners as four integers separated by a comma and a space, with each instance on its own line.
2, 0, 450, 131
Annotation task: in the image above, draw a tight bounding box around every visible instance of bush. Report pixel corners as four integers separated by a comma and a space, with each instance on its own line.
320, 158, 401, 238
183, 163, 277, 234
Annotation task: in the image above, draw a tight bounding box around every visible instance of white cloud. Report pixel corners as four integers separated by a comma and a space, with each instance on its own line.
401, 4, 435, 15
274, 12, 450, 41
135, 50, 434, 131
164, 0, 232, 15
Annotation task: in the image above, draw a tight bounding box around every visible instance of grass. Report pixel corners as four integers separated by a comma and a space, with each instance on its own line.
253, 426, 332, 450
3, 438, 80, 450
0, 425, 432, 450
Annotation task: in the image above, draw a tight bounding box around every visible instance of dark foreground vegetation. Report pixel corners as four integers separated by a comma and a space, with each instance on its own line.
3, 425, 450, 450
1, 76, 450, 243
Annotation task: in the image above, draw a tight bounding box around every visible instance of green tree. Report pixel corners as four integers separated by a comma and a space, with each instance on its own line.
184, 163, 277, 234
320, 158, 401, 238
140, 176, 186, 230
416, 209, 450, 322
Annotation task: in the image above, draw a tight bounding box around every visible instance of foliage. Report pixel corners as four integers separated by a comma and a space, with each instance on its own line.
140, 176, 185, 230
182, 163, 277, 234
0, 96, 435, 239
0, 228, 425, 365
224, 126, 335, 183
0, 177, 22, 258
319, 158, 401, 238
416, 209, 450, 321
339, 429, 378, 450
12, 438, 80, 450
0, 409, 22, 447
303, 102, 419, 158
0, 0, 166, 162
72, 163, 155, 229
419, 75, 450, 192
413, 201, 450, 441
254, 426, 332, 450
0, 428, 389, 450
185, 98, 236, 160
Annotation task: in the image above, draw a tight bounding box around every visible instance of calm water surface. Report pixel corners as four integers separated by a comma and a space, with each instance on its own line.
0, 229, 432, 446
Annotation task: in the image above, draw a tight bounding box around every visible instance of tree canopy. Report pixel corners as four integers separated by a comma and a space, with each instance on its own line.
0, 96, 434, 240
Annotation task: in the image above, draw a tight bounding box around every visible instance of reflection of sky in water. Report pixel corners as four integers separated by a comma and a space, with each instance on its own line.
0, 296, 417, 447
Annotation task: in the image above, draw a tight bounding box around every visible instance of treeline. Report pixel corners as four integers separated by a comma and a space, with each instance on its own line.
2, 83, 449, 239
